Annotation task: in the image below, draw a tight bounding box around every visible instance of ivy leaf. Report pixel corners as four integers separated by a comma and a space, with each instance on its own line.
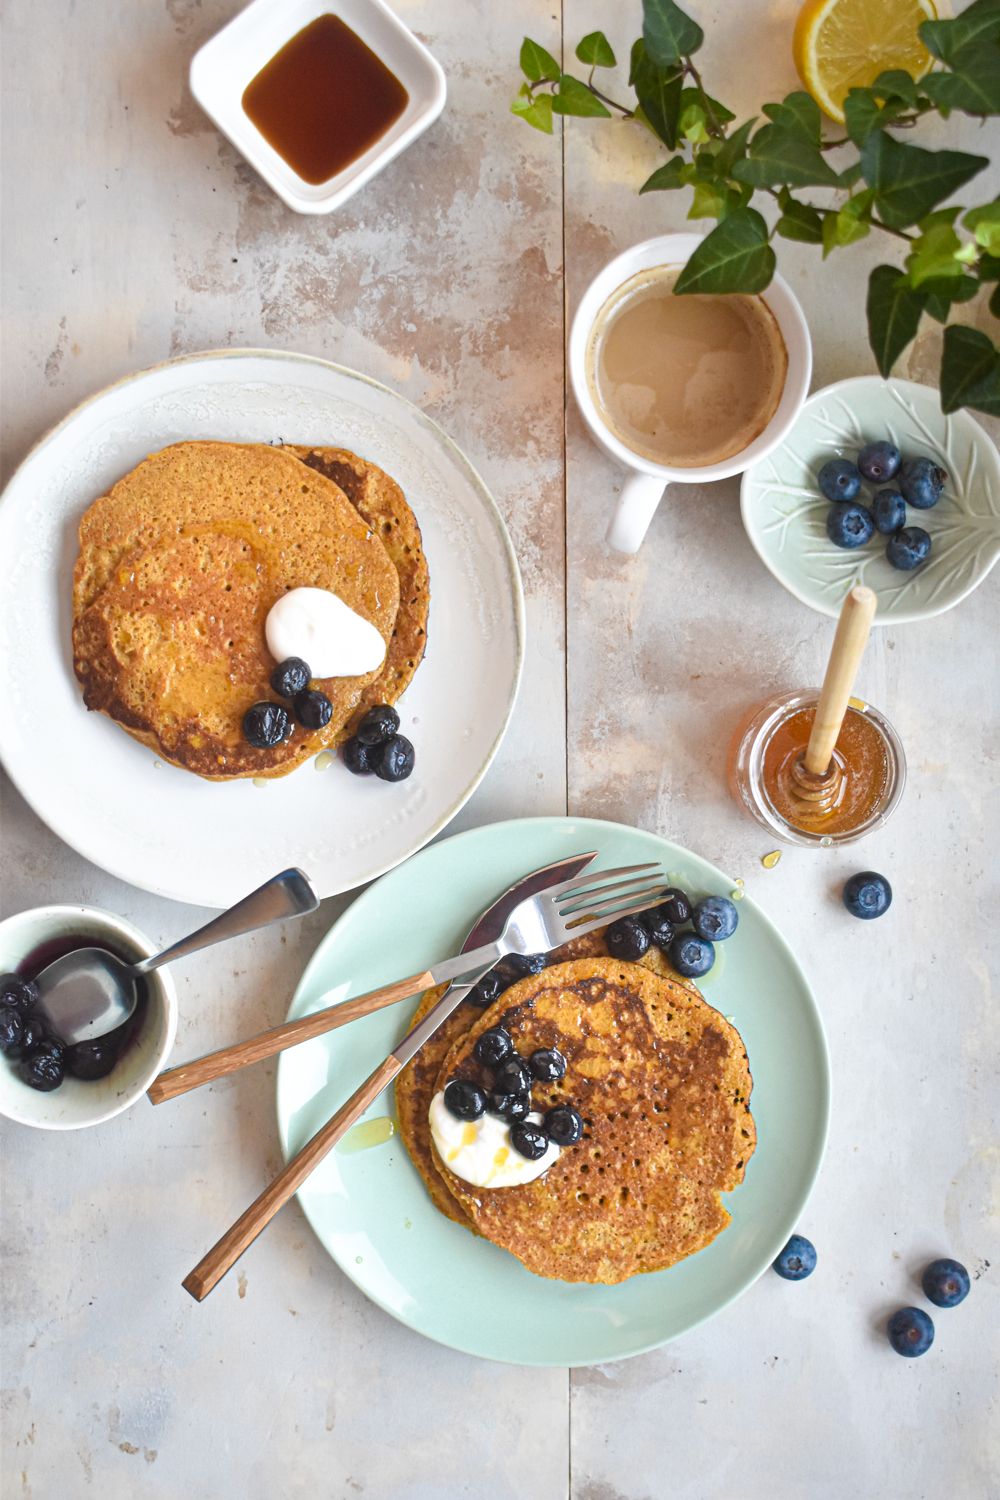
871, 69, 921, 105
920, 0, 1000, 65
917, 274, 980, 309
639, 156, 692, 193
962, 199, 1000, 256
687, 180, 731, 219
843, 88, 884, 145
921, 60, 1000, 116
838, 160, 864, 189
575, 31, 616, 68
679, 85, 734, 126
510, 89, 554, 134
775, 193, 824, 243
979, 253, 1000, 281
714, 117, 756, 176
680, 102, 709, 144
642, 0, 704, 66
761, 91, 822, 145
991, 284, 1000, 318
630, 39, 684, 148
905, 219, 967, 287
822, 193, 873, 257
940, 324, 1000, 416
866, 265, 926, 377
733, 124, 842, 188
860, 133, 989, 229
552, 75, 612, 117
674, 207, 775, 294
520, 37, 560, 83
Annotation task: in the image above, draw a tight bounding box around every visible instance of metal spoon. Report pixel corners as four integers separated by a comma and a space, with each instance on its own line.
35, 869, 319, 1046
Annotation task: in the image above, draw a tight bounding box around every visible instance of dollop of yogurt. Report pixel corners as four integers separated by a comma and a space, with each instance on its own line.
429, 1091, 560, 1189
265, 587, 386, 678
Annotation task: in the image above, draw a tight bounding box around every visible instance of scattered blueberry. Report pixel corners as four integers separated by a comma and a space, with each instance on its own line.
474, 1026, 514, 1069
668, 933, 715, 978
467, 970, 510, 1009
827, 502, 875, 549
642, 909, 675, 951
692, 896, 738, 943
492, 1057, 532, 1095
842, 871, 892, 920
818, 458, 862, 503
872, 489, 907, 535
544, 1105, 583, 1146
243, 701, 292, 749
355, 703, 400, 746
373, 734, 415, 783
899, 456, 946, 509
487, 1090, 531, 1121
922, 1258, 970, 1309
0, 1005, 25, 1055
887, 1306, 934, 1357
529, 1047, 567, 1083
342, 736, 375, 776
294, 689, 333, 730
443, 1079, 486, 1121
66, 1038, 119, 1081
19, 1041, 65, 1092
886, 526, 931, 571
857, 440, 901, 484
510, 1121, 550, 1161
657, 888, 692, 926
605, 915, 651, 962
269, 657, 311, 699
503, 953, 549, 978
773, 1233, 817, 1280
0, 974, 39, 1013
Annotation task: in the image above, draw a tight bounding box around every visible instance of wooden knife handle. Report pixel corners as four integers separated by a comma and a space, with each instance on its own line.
147, 970, 433, 1106
182, 1053, 403, 1302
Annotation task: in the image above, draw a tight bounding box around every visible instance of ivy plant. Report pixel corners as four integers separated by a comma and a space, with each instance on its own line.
511, 0, 1000, 416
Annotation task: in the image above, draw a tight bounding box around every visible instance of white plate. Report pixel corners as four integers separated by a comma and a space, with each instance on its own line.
0, 350, 523, 906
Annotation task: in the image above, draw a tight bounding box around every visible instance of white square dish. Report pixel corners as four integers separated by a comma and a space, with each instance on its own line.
190, 0, 446, 215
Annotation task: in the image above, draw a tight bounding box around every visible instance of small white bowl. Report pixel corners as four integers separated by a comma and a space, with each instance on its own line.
190, 0, 447, 215
0, 906, 177, 1130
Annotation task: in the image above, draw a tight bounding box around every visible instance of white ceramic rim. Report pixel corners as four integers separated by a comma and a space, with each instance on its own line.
0, 904, 178, 1130
568, 232, 813, 481
0, 348, 526, 906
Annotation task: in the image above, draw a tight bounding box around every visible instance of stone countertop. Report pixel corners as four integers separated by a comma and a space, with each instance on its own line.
1, 1, 997, 1496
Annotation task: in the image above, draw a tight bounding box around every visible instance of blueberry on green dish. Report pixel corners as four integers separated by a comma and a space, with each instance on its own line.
668, 933, 715, 978
886, 527, 931, 571
898, 457, 946, 509
827, 503, 874, 549
692, 896, 738, 943
606, 915, 650, 962
818, 459, 862, 503
857, 441, 901, 484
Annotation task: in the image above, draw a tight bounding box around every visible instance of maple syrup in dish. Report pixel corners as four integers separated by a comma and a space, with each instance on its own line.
242, 15, 409, 186
729, 690, 906, 846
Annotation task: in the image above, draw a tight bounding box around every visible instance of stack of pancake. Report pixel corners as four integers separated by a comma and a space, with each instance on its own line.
71, 441, 428, 779
397, 935, 756, 1284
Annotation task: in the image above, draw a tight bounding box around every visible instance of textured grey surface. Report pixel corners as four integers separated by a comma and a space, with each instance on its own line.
2, 1, 998, 1496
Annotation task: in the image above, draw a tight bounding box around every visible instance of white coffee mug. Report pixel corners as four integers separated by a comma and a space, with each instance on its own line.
569, 232, 812, 554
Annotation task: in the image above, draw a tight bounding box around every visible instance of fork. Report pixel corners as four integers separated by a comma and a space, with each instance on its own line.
150, 860, 665, 1105
180, 861, 667, 1299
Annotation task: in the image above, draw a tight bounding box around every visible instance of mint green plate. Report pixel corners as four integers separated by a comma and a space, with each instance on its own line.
276, 817, 830, 1366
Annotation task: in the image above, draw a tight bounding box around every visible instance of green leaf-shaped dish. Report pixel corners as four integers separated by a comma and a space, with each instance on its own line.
741, 376, 1000, 623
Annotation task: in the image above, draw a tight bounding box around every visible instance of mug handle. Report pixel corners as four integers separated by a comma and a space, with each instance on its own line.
606, 472, 666, 554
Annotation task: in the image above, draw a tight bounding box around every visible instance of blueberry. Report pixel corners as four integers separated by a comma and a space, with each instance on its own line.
487, 1090, 531, 1121
606, 916, 650, 962
510, 1121, 549, 1161
503, 953, 549, 979
443, 1079, 486, 1121
355, 704, 400, 747
342, 736, 375, 776
474, 1026, 514, 1069
921, 1258, 970, 1309
269, 657, 311, 699
243, 701, 292, 749
668, 933, 715, 978
15, 1015, 51, 1058
529, 1047, 566, 1083
294, 689, 333, 730
842, 871, 892, 920
66, 1038, 119, 1081
373, 734, 415, 783
857, 441, 901, 484
493, 1057, 531, 1095
467, 970, 510, 1009
642, 910, 675, 951
0, 1005, 25, 1055
657, 888, 692, 926
544, 1105, 583, 1145
0, 974, 39, 1013
872, 489, 907, 535
818, 458, 862, 503
886, 526, 931, 571
692, 896, 738, 943
773, 1233, 817, 1280
827, 502, 875, 549
19, 1040, 65, 1092
887, 1307, 934, 1357
899, 456, 946, 509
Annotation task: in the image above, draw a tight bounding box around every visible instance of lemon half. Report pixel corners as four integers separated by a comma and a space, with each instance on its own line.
793, 0, 937, 124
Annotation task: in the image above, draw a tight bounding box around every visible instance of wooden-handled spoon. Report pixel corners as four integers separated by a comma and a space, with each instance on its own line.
802, 585, 878, 777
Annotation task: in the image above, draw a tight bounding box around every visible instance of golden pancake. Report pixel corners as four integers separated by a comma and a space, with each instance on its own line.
71, 442, 400, 779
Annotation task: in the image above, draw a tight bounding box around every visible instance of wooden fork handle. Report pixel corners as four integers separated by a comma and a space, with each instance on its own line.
147, 969, 433, 1105
182, 1054, 403, 1302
